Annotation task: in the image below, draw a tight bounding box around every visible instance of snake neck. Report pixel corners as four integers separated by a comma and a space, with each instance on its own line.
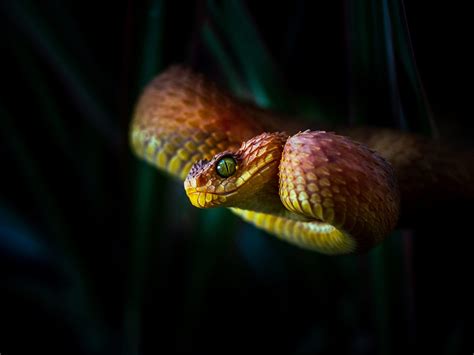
227, 170, 288, 216
217, 142, 310, 222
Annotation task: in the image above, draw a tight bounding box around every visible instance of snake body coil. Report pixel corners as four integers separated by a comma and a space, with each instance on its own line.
130, 66, 473, 255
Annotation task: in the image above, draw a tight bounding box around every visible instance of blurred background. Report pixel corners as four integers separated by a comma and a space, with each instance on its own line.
0, 1, 472, 354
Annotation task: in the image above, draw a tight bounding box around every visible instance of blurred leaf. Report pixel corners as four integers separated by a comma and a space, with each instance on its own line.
347, 0, 435, 135
205, 0, 335, 122
126, 1, 166, 354
389, 0, 438, 136
236, 226, 287, 282
177, 208, 237, 352
2, 0, 119, 147
370, 243, 392, 355
381, 0, 407, 129
0, 203, 109, 354
202, 23, 246, 96
11, 41, 97, 196
0, 106, 69, 244
207, 0, 286, 108
0, 205, 50, 263
137, 0, 165, 88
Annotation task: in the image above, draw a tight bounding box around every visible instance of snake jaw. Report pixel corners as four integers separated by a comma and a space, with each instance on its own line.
183, 188, 230, 209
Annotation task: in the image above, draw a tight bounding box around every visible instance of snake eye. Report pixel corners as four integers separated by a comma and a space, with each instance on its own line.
216, 156, 237, 178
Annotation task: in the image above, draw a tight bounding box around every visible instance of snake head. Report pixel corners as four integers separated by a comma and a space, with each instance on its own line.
184, 132, 288, 209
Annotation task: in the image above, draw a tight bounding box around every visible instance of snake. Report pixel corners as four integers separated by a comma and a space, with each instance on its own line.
130, 66, 473, 255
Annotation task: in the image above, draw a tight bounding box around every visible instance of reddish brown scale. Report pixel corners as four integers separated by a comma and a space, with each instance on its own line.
130, 66, 474, 254
279, 131, 399, 252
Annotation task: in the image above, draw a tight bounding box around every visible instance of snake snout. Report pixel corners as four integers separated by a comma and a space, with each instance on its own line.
184, 176, 204, 208
184, 158, 219, 208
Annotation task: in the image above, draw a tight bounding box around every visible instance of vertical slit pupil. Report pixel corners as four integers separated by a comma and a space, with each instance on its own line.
217, 156, 235, 177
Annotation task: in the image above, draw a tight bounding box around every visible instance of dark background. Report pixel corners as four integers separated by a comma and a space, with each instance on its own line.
0, 1, 472, 354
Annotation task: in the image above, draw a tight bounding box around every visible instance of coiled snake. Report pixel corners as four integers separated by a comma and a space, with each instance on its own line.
130, 66, 473, 255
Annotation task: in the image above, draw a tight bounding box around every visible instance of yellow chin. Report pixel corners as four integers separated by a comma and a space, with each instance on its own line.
185, 189, 228, 208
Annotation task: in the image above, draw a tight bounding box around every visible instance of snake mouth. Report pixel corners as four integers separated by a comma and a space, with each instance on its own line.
185, 189, 237, 208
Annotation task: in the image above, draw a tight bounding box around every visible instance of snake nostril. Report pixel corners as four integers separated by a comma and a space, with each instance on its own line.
196, 175, 208, 187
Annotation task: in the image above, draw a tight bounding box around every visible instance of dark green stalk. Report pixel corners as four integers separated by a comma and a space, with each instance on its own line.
369, 242, 392, 355
177, 208, 237, 352
1, 107, 69, 256
207, 0, 285, 108
2, 0, 119, 147
389, 0, 438, 137
11, 42, 95, 196
202, 24, 246, 96
1, 106, 106, 353
126, 1, 165, 354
